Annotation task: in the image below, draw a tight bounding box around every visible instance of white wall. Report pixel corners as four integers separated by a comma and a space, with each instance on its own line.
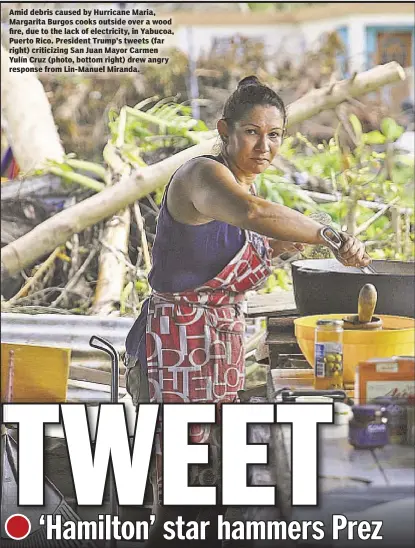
173, 12, 414, 75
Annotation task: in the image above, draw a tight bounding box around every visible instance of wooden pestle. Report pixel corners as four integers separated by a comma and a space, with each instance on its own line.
343, 283, 383, 330
358, 284, 378, 323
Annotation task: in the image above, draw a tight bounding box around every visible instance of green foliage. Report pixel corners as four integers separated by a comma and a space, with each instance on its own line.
256, 171, 316, 210
135, 278, 150, 297
120, 281, 133, 316
259, 268, 292, 294
380, 118, 405, 142
108, 98, 209, 163
254, 114, 414, 293
247, 2, 276, 11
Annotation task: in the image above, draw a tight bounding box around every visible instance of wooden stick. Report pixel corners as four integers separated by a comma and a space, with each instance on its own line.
403, 210, 412, 256
8, 247, 61, 304
355, 197, 399, 236
346, 197, 357, 235
50, 247, 97, 308
303, 189, 408, 212
391, 206, 401, 254
133, 202, 151, 272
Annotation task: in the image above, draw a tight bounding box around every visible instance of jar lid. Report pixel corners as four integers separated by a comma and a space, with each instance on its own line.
352, 404, 384, 418
316, 319, 344, 327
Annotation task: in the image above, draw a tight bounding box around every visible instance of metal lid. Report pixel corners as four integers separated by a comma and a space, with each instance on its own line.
316, 319, 344, 327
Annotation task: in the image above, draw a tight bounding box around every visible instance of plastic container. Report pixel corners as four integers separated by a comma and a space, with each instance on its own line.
314, 319, 344, 390
334, 402, 353, 425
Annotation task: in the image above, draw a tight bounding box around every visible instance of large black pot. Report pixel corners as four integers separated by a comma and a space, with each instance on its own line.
291, 259, 415, 317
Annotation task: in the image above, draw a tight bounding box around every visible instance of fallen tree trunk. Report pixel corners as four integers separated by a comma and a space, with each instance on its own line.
1, 62, 405, 279
0, 45, 65, 172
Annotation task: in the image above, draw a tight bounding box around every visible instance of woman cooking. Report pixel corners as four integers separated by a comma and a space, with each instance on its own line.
124, 76, 370, 543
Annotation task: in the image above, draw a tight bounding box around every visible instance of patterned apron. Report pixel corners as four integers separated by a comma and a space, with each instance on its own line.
145, 229, 273, 501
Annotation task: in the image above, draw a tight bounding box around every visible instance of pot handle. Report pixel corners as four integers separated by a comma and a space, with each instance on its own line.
319, 226, 377, 274
319, 226, 343, 252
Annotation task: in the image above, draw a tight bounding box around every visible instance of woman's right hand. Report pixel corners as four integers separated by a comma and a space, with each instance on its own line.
336, 232, 372, 268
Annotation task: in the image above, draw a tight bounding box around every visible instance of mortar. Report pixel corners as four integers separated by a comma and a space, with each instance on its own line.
294, 314, 415, 384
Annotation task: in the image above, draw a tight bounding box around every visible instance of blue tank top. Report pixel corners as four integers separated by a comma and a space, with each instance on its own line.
125, 155, 245, 362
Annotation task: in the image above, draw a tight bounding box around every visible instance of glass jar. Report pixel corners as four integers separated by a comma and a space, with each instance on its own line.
314, 319, 344, 390
348, 405, 389, 449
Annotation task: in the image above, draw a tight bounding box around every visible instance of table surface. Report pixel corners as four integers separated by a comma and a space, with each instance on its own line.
246, 289, 297, 317
262, 369, 415, 490
276, 423, 415, 488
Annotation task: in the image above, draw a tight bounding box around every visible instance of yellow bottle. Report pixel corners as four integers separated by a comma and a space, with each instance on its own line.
314, 319, 344, 390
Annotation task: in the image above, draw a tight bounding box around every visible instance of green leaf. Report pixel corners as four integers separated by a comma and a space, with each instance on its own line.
380, 118, 404, 141
349, 114, 363, 143
363, 130, 386, 145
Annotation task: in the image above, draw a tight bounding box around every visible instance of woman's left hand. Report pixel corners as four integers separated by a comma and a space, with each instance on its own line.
337, 233, 372, 267
269, 239, 305, 258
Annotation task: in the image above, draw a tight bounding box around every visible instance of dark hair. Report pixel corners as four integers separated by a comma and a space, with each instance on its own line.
222, 75, 287, 133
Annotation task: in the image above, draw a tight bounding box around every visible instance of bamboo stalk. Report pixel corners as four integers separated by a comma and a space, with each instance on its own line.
8, 247, 61, 304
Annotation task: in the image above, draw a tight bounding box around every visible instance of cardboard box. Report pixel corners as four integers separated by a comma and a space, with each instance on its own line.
354, 356, 414, 404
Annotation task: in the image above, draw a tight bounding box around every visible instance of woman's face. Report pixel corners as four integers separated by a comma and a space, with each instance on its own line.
220, 105, 285, 175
